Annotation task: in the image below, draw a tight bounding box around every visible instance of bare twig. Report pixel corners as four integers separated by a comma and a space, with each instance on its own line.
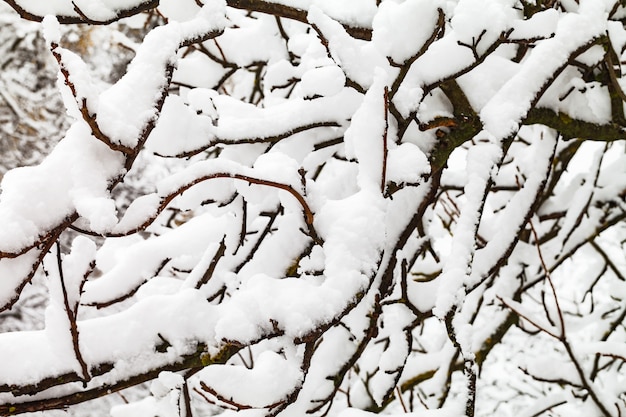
55, 243, 91, 384
382, 86, 389, 195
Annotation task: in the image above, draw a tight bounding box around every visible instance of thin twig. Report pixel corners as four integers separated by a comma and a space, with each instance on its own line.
381, 86, 389, 195
55, 243, 91, 384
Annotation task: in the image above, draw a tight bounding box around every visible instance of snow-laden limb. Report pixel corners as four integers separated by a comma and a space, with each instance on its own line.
0, 122, 123, 256
43, 236, 95, 383
107, 156, 318, 242
96, 3, 227, 151
308, 6, 387, 90
81, 212, 233, 306
147, 89, 361, 158
434, 139, 501, 319
343, 72, 388, 193
480, 6, 606, 140
0, 249, 43, 313
3, 0, 159, 24
371, 0, 442, 65
468, 129, 558, 287
0, 186, 388, 413
225, 0, 374, 40
0, 3, 227, 312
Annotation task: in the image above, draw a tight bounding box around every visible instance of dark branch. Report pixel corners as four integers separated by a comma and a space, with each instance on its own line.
2, 0, 159, 25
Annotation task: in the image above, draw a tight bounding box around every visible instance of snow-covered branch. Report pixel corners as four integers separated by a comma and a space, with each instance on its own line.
1, 1, 626, 417
2, 0, 159, 24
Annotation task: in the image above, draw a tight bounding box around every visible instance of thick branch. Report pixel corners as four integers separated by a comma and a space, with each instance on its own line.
225, 0, 372, 40
2, 0, 159, 24
524, 107, 626, 141
0, 343, 241, 415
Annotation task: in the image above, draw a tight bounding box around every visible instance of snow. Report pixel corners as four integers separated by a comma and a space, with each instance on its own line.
315, 190, 386, 276
60, 236, 96, 305
397, 34, 475, 102
481, 8, 606, 140
198, 351, 302, 407
111, 396, 169, 417
300, 65, 346, 98
307, 6, 387, 89
457, 55, 519, 110
97, 1, 227, 148
7, 1, 79, 19
151, 371, 184, 397
470, 130, 557, 285
112, 194, 162, 234
510, 8, 558, 41
0, 249, 41, 309
371, 0, 442, 63
216, 271, 355, 341
452, 0, 516, 49
83, 212, 230, 305
434, 141, 501, 318
368, 304, 413, 404
343, 70, 388, 192
386, 143, 430, 185
2, 1, 626, 417
96, 30, 181, 148
217, 15, 286, 67
195, 89, 361, 149
312, 0, 377, 28
158, 0, 201, 22
41, 15, 61, 45
0, 122, 124, 253
577, 341, 626, 360
146, 94, 215, 157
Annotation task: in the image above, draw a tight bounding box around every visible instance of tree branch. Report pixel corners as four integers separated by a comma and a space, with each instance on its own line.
2, 0, 159, 24
524, 107, 626, 141
225, 0, 372, 40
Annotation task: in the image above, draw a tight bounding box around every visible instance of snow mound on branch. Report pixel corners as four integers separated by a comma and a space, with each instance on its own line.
372, 0, 442, 63
0, 123, 123, 252
199, 351, 303, 408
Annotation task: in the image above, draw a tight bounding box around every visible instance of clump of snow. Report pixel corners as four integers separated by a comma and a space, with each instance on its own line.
83, 212, 229, 305
214, 12, 284, 67
451, 0, 516, 51
112, 194, 162, 234
300, 65, 346, 98
158, 0, 201, 22
0, 249, 41, 309
252, 151, 300, 185
313, 0, 377, 28
343, 71, 388, 192
146, 95, 216, 157
151, 371, 184, 397
215, 273, 348, 341
0, 122, 124, 253
308, 6, 387, 89
510, 8, 558, 41
62, 236, 96, 304
316, 190, 386, 277
41, 15, 60, 45
481, 8, 606, 139
386, 142, 429, 185
458, 55, 519, 110
372, 0, 442, 63
97, 3, 227, 149
199, 351, 302, 408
